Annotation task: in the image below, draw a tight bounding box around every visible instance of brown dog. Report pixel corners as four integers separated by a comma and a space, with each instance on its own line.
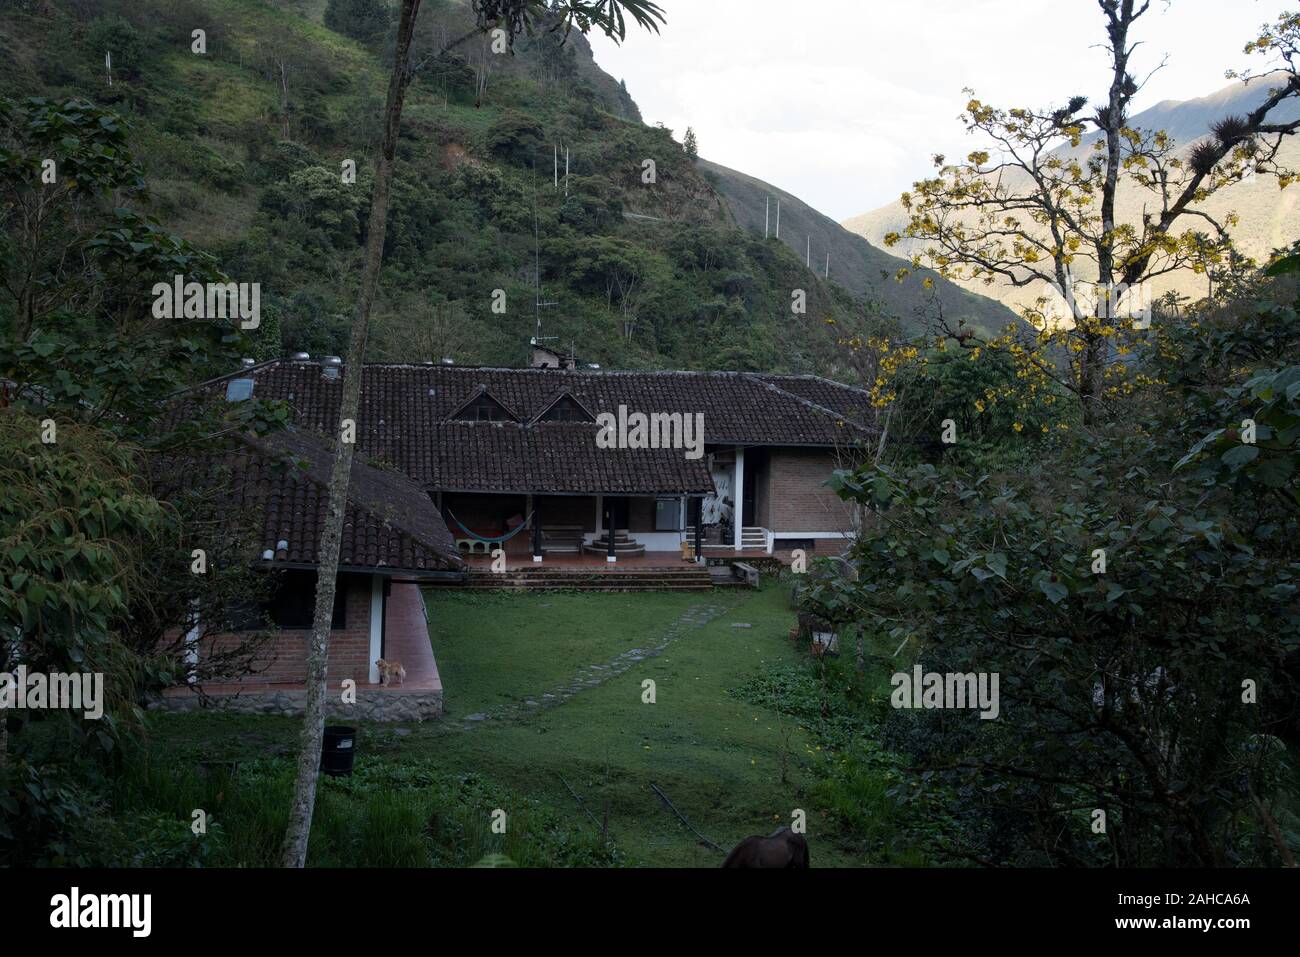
375, 659, 406, 687
721, 827, 810, 868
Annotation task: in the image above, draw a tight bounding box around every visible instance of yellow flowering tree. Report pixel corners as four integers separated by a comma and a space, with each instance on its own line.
885, 4, 1300, 423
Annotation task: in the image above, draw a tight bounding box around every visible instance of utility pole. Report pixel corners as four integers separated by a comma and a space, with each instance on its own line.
775, 200, 780, 240
565, 147, 570, 197
806, 235, 811, 268
554, 143, 558, 192
825, 253, 830, 279
533, 211, 559, 347
765, 196, 770, 239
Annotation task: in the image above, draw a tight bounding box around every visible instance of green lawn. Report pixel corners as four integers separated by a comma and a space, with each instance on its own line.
422, 585, 863, 866
137, 583, 888, 867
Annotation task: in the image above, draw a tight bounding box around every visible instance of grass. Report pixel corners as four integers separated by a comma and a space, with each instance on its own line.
131, 582, 903, 867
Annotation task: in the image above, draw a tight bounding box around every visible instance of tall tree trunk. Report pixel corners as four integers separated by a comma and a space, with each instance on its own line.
1085, 0, 1137, 426
280, 0, 423, 870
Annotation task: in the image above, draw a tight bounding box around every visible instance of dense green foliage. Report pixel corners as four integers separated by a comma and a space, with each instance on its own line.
0, 0, 892, 374
805, 256, 1300, 866
0, 96, 285, 862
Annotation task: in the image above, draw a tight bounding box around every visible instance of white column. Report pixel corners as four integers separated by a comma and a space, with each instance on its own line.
368, 575, 384, 685
184, 600, 201, 685
733, 446, 745, 551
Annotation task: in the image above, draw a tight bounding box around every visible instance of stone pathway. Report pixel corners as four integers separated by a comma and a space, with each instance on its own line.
454, 602, 726, 731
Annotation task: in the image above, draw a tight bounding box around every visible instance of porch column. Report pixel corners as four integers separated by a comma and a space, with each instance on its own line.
694, 497, 704, 565
607, 499, 618, 564
532, 495, 544, 563
733, 445, 746, 551
595, 495, 604, 536
184, 600, 200, 685
368, 574, 384, 685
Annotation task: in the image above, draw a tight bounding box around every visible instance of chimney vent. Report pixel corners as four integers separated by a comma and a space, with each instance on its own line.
290, 352, 310, 361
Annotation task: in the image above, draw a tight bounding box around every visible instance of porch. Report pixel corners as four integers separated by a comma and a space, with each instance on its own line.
157, 581, 444, 722
436, 489, 778, 564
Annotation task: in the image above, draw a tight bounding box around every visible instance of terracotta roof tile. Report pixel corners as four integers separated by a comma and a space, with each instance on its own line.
198, 362, 874, 495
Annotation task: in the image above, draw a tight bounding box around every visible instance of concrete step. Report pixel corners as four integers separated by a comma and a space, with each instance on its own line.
432, 562, 719, 592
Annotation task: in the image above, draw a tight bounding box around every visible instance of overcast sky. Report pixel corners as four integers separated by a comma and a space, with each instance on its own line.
588, 0, 1294, 222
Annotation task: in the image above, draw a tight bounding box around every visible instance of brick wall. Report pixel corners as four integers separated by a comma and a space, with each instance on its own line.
538, 495, 597, 531
202, 574, 374, 687
765, 448, 855, 533
444, 493, 529, 554
628, 497, 655, 533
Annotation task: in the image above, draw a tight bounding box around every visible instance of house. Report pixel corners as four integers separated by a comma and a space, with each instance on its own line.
209, 356, 877, 564
158, 354, 875, 719
158, 427, 464, 722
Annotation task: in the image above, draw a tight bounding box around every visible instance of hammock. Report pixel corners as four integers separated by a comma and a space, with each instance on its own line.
447, 510, 536, 545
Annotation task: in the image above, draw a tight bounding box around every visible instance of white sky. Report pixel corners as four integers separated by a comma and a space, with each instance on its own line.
588, 0, 1294, 221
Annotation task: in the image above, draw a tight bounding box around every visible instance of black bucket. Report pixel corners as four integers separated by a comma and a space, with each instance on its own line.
321, 726, 357, 777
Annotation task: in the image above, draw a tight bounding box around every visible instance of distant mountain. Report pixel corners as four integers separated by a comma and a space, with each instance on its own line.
843, 75, 1300, 316
699, 158, 1017, 336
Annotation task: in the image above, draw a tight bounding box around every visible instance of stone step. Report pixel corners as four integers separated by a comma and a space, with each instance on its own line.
470, 572, 712, 579
582, 544, 647, 557
437, 563, 718, 592
462, 583, 713, 593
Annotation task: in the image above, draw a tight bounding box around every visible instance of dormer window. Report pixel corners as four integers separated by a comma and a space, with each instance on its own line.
451, 389, 517, 423
537, 394, 595, 423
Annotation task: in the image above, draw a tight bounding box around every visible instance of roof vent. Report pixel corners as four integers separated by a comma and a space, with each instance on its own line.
587, 364, 602, 371
322, 356, 342, 366
240, 357, 256, 368
290, 352, 311, 361
276, 539, 289, 552
225, 379, 255, 403
441, 357, 456, 366
261, 549, 274, 561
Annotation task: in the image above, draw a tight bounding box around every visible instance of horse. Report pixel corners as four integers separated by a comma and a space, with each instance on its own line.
720, 827, 810, 868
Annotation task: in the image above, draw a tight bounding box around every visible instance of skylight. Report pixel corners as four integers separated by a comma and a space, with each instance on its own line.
226, 379, 255, 403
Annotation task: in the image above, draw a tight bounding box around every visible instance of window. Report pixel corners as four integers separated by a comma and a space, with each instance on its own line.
243, 571, 349, 630
538, 395, 594, 423
456, 393, 515, 423
655, 498, 683, 532
225, 379, 254, 403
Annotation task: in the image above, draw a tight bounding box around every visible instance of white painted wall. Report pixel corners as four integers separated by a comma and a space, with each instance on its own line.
368, 575, 384, 685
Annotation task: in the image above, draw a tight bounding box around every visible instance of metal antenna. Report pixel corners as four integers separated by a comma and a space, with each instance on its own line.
533, 209, 559, 345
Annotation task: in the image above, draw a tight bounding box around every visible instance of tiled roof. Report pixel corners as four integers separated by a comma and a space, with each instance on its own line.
192, 361, 876, 495
750, 374, 878, 428
162, 428, 464, 576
